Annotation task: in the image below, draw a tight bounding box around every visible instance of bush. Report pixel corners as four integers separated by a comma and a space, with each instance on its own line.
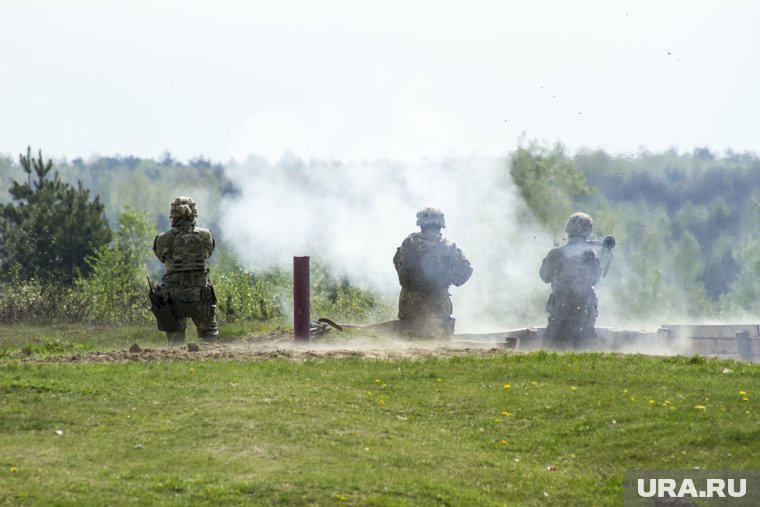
213, 268, 288, 322
0, 279, 89, 323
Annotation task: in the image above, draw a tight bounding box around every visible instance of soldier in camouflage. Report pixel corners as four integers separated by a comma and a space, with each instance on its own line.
153, 196, 219, 345
393, 208, 473, 338
540, 212, 601, 350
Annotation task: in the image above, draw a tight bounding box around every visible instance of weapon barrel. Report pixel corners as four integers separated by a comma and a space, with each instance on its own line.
586, 235, 615, 249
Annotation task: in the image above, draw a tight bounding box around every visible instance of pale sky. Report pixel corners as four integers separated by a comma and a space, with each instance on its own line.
1, 0, 758, 162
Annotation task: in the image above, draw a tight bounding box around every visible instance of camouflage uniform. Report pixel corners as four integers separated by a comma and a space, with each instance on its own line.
153, 196, 218, 345
540, 212, 601, 350
393, 208, 473, 338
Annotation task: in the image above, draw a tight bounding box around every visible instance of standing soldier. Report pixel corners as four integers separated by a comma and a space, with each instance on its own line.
540, 212, 602, 350
393, 207, 473, 338
152, 196, 218, 345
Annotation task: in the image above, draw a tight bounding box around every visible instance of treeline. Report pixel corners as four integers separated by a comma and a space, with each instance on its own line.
0, 151, 234, 232
1, 144, 759, 328
0, 149, 389, 326
511, 143, 760, 324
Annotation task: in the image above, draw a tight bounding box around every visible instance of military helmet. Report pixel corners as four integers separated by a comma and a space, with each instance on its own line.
170, 196, 198, 220
565, 212, 593, 237
416, 207, 446, 228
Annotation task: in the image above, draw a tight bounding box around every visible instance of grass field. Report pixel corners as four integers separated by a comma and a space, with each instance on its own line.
1, 326, 759, 506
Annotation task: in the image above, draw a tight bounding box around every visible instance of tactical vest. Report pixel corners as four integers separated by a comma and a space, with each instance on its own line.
547, 244, 599, 304
397, 235, 451, 292
172, 231, 208, 271
165, 228, 211, 274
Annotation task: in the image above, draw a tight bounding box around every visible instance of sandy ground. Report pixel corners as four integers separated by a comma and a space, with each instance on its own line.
19, 330, 516, 363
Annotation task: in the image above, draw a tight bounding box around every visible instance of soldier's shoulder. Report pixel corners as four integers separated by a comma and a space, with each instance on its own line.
401, 232, 420, 244
544, 246, 563, 259
562, 240, 596, 256
155, 229, 175, 242
194, 226, 215, 244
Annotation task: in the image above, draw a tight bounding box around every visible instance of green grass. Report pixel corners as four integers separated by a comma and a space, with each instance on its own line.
0, 347, 758, 505
0, 321, 288, 357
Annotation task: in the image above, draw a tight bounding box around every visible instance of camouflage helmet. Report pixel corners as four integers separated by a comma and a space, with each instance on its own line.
565, 212, 593, 237
170, 196, 198, 220
416, 207, 446, 228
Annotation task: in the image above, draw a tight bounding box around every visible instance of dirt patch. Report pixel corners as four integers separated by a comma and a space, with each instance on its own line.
20, 331, 516, 363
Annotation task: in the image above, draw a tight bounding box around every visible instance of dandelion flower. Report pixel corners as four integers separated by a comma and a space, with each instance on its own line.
742, 397, 749, 402
501, 439, 508, 445
530, 381, 538, 385
378, 399, 385, 405
649, 400, 655, 405
623, 389, 629, 394
694, 405, 706, 410
570, 386, 577, 392
503, 384, 511, 390
501, 411, 513, 417
437, 378, 443, 382
375, 379, 381, 383
10, 467, 17, 473
367, 391, 373, 396
739, 390, 746, 395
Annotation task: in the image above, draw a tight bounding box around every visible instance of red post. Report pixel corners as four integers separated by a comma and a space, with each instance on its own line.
293, 256, 310, 342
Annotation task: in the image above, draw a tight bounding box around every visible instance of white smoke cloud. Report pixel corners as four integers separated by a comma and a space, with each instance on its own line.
217, 150, 758, 362
220, 153, 554, 333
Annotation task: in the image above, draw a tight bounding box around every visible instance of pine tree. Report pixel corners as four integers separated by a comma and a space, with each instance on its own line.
0, 147, 112, 285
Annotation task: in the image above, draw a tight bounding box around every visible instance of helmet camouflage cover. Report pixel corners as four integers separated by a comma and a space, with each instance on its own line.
170, 196, 198, 220
416, 207, 446, 228
565, 212, 593, 237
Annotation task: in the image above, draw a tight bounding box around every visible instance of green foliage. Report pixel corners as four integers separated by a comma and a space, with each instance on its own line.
75, 207, 158, 324
213, 267, 288, 322
60, 155, 234, 232
5, 144, 760, 327
672, 231, 710, 316
718, 236, 760, 315
0, 352, 757, 505
310, 260, 395, 324
212, 258, 395, 325
0, 148, 111, 285
0, 279, 87, 324
510, 145, 760, 322
313, 282, 395, 324
0, 155, 13, 205
509, 142, 595, 232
